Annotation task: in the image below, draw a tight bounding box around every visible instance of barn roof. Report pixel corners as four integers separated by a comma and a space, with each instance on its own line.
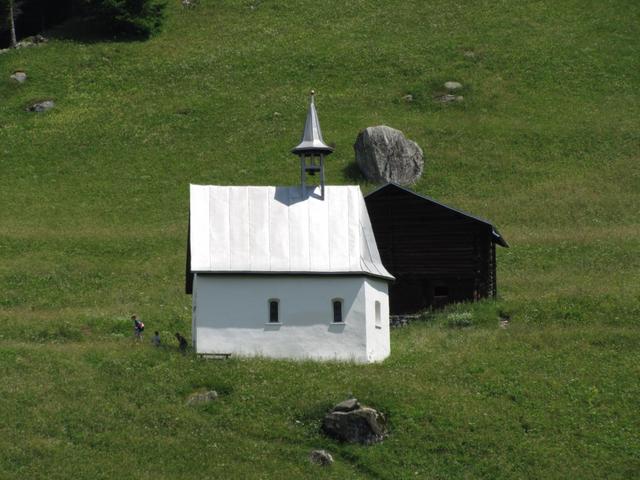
187, 185, 393, 286
365, 183, 509, 247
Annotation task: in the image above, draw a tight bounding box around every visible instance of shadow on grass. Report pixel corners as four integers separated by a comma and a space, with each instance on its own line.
343, 161, 364, 182
47, 17, 150, 44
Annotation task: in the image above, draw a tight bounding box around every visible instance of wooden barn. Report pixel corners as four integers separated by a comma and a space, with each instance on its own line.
365, 183, 508, 315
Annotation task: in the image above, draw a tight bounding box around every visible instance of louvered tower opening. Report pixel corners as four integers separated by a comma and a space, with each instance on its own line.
291, 90, 333, 198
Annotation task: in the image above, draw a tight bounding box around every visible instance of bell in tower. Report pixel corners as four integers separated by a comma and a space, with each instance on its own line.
291, 90, 333, 198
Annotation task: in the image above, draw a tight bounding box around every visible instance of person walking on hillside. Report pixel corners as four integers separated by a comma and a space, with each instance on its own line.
175, 332, 188, 354
132, 315, 145, 342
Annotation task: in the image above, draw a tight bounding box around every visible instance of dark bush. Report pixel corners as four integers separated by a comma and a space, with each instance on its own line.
77, 0, 167, 37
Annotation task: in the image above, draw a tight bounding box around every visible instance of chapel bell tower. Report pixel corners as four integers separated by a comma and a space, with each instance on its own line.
291, 90, 333, 197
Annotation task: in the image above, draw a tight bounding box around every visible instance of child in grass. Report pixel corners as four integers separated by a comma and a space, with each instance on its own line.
132, 315, 144, 342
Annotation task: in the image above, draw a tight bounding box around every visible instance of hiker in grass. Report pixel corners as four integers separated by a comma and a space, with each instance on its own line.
175, 332, 188, 353
132, 315, 144, 342
151, 331, 161, 347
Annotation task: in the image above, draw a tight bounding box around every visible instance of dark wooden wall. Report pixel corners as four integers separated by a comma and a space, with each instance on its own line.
366, 186, 497, 315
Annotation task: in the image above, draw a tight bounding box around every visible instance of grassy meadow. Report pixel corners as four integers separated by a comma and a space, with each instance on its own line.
1, 0, 639, 478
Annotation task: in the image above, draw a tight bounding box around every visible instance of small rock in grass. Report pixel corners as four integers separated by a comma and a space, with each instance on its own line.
463, 51, 476, 58
15, 40, 33, 49
15, 34, 47, 49
435, 94, 456, 103
332, 398, 360, 412
309, 449, 334, 466
186, 390, 218, 405
322, 398, 388, 445
390, 314, 417, 328
10, 71, 27, 83
27, 100, 55, 112
402, 94, 414, 102
444, 81, 463, 91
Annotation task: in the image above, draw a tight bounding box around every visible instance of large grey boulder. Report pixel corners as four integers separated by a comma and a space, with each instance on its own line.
354, 126, 424, 185
321, 398, 388, 445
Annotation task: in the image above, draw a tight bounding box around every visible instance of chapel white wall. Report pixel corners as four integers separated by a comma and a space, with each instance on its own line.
193, 274, 388, 363
364, 277, 391, 362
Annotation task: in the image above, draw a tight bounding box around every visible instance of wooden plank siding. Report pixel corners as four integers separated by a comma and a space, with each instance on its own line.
365, 183, 506, 315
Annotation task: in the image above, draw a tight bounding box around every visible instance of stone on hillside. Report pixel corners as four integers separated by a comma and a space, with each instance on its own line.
27, 100, 55, 112
402, 93, 414, 102
435, 94, 463, 104
499, 311, 511, 329
15, 35, 47, 49
15, 40, 33, 49
309, 449, 334, 466
444, 81, 463, 91
354, 126, 424, 185
332, 397, 360, 412
322, 398, 388, 445
390, 314, 418, 328
186, 390, 218, 405
10, 71, 27, 83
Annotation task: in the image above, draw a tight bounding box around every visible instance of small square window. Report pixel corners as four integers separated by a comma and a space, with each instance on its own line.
269, 300, 279, 323
332, 300, 343, 323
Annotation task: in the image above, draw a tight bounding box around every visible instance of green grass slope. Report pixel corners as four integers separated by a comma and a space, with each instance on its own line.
1, 1, 639, 478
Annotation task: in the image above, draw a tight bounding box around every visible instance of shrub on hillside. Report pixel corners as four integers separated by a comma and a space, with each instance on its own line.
77, 0, 167, 37
446, 311, 474, 328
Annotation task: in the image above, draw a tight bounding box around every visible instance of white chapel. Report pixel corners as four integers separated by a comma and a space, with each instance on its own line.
186, 93, 393, 363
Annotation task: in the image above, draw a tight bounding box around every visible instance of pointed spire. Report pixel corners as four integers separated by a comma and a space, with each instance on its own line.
291, 90, 334, 155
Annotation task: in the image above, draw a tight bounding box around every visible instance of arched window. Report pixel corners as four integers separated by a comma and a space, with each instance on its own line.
332, 299, 343, 323
269, 299, 279, 323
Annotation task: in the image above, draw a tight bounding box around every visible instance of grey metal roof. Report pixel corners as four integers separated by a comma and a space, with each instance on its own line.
291, 92, 334, 155
189, 185, 393, 280
365, 182, 509, 247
